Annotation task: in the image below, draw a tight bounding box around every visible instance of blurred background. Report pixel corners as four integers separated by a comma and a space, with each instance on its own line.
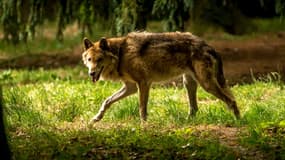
0, 0, 284, 43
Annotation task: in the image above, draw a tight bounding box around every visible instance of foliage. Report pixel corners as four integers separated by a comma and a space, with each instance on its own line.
152, 0, 193, 31
1, 0, 285, 44
113, 0, 155, 36
0, 0, 113, 44
1, 68, 285, 159
0, 0, 22, 44
114, 0, 139, 36
27, 0, 46, 41
276, 0, 285, 20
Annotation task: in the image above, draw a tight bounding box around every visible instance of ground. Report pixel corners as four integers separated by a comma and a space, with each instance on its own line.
192, 125, 264, 159
1, 32, 285, 84
209, 32, 285, 84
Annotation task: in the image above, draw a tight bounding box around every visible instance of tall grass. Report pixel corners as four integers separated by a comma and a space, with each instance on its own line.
1, 67, 285, 159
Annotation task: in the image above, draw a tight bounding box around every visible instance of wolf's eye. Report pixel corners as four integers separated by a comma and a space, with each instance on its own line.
87, 57, 91, 62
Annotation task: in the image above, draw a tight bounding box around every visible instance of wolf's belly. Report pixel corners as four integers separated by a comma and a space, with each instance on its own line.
148, 67, 191, 82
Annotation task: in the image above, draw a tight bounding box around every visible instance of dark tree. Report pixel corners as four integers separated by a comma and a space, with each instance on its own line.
0, 86, 11, 160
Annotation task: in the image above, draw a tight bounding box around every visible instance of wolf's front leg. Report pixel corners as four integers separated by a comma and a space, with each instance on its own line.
183, 74, 198, 117
137, 81, 151, 122
90, 82, 137, 123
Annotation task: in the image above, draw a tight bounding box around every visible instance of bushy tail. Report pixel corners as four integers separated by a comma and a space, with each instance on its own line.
208, 49, 226, 87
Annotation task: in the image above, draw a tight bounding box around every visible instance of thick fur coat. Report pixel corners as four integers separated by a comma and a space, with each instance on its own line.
82, 32, 240, 123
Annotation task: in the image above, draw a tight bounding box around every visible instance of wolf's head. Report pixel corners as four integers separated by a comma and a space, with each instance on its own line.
82, 37, 118, 83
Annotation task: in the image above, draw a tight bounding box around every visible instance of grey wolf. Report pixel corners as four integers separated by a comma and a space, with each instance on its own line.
82, 32, 240, 123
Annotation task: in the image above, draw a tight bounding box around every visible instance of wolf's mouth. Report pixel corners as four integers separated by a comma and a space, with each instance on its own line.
91, 67, 104, 83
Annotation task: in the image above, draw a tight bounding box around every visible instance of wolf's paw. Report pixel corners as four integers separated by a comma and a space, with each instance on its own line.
89, 114, 103, 124
89, 118, 100, 124
89, 117, 101, 124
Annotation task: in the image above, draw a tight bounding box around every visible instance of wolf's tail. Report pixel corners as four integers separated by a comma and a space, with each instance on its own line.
208, 49, 226, 87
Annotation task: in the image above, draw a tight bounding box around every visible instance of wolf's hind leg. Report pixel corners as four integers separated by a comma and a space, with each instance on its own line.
199, 78, 240, 119
90, 82, 137, 123
183, 74, 198, 117
219, 86, 240, 119
193, 62, 240, 119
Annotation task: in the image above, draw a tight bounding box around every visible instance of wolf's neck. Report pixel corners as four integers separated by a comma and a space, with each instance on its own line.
108, 37, 126, 56
101, 61, 121, 81
101, 37, 125, 81
107, 37, 126, 77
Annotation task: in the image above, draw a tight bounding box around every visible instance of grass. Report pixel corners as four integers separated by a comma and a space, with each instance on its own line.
251, 18, 285, 33
0, 23, 110, 59
1, 66, 285, 159
0, 35, 80, 58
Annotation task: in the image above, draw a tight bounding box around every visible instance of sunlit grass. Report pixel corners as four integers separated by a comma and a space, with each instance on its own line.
2, 67, 285, 126
1, 67, 285, 159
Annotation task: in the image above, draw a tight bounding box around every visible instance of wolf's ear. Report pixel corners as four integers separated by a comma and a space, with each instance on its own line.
99, 37, 109, 50
84, 38, 93, 50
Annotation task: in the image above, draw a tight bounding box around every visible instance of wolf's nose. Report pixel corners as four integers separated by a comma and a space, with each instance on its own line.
89, 72, 95, 76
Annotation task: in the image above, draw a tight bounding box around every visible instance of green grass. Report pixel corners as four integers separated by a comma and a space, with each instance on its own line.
1, 67, 285, 159
0, 23, 110, 58
252, 18, 285, 33
0, 35, 80, 58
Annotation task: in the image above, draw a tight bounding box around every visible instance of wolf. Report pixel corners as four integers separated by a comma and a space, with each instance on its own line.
82, 32, 240, 123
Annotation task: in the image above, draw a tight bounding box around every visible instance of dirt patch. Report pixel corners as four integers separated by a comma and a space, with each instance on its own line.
209, 32, 285, 84
1, 32, 285, 84
0, 46, 83, 69
192, 125, 268, 159
0, 53, 81, 69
